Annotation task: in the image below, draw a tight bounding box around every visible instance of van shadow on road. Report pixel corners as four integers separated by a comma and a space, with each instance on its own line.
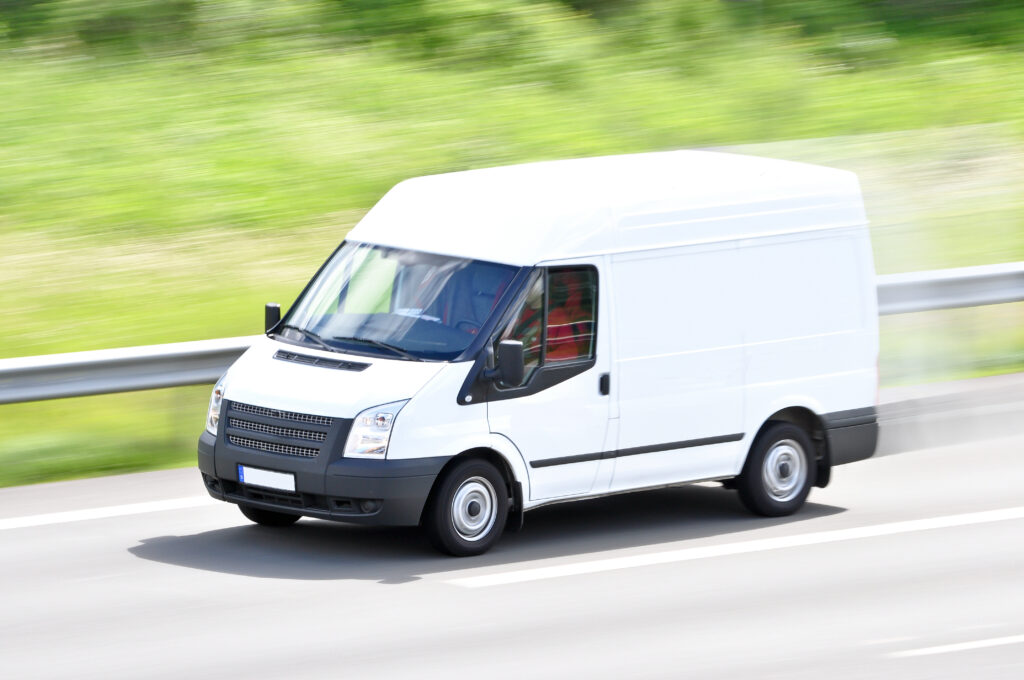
128, 485, 844, 584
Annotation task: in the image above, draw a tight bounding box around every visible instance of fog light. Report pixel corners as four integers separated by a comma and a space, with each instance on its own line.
359, 499, 382, 514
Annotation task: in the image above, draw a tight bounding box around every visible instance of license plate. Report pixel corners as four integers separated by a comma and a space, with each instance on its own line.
237, 465, 295, 492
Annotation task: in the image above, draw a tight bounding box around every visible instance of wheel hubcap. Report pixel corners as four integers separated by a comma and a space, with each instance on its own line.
451, 476, 497, 542
762, 439, 807, 502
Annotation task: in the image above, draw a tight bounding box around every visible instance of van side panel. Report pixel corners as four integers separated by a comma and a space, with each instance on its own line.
739, 227, 878, 469
609, 242, 745, 490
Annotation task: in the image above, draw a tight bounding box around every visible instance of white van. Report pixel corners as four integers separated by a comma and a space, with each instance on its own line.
198, 151, 879, 556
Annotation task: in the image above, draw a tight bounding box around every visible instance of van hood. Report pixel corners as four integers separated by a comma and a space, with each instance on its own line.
222, 336, 447, 418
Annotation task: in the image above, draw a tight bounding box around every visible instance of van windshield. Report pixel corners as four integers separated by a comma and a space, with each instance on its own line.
277, 242, 518, 361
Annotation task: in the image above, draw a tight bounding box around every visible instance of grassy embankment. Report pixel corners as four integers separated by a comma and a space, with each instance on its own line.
2, 1, 1023, 486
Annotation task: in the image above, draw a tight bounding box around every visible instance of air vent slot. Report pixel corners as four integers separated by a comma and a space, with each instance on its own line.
232, 401, 333, 427
229, 418, 326, 442
273, 349, 369, 372
228, 435, 319, 459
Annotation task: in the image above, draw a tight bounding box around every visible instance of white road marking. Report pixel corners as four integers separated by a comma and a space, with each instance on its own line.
889, 634, 1024, 658
0, 496, 216, 531
443, 506, 1024, 588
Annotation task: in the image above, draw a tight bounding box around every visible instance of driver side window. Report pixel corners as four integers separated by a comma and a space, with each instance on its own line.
500, 274, 544, 383
498, 266, 597, 386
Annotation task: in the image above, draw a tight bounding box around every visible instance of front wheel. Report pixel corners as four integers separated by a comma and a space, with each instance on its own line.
239, 504, 301, 527
736, 422, 816, 517
424, 459, 508, 556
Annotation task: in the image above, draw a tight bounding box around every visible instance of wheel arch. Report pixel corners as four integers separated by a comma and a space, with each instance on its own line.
750, 406, 831, 488
422, 446, 525, 529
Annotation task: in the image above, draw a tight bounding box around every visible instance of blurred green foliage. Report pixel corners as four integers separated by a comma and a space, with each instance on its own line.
3, 1, 1022, 49
0, 1, 1021, 74
1, 1, 1023, 486
0, 386, 209, 487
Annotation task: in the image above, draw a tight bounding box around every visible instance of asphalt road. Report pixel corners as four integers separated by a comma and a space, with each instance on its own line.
2, 378, 1023, 679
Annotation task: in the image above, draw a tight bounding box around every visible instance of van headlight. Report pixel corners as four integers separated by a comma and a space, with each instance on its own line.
205, 377, 226, 436
344, 400, 408, 459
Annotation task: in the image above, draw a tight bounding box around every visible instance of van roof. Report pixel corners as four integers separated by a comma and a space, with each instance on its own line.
347, 150, 867, 266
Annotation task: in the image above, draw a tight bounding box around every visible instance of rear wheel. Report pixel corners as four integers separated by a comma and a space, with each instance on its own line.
736, 422, 816, 517
425, 459, 508, 556
239, 504, 301, 527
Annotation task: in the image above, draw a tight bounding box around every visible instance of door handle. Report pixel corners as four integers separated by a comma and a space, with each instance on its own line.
599, 373, 610, 396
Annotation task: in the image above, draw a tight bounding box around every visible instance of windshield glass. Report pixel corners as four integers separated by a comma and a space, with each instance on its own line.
279, 242, 518, 361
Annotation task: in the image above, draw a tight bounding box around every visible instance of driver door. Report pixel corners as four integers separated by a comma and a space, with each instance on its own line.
486, 264, 614, 501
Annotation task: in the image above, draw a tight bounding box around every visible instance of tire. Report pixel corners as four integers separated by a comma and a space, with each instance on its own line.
424, 459, 509, 557
239, 504, 301, 527
736, 422, 816, 517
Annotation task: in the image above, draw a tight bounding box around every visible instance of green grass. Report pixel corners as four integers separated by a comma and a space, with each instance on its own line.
880, 303, 1024, 386
2, 0, 1023, 486
0, 387, 210, 487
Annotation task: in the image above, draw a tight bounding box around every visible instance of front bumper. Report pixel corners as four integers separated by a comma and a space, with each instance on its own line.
198, 430, 448, 526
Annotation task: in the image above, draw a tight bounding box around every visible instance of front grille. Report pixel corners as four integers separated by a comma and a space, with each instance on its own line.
228, 435, 319, 458
229, 418, 326, 442
225, 401, 338, 459
232, 401, 333, 427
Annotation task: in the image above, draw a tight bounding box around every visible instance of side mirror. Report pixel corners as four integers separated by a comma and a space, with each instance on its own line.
265, 302, 281, 333
494, 339, 525, 387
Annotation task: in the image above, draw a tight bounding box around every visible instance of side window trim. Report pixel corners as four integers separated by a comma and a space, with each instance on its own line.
540, 267, 550, 367
458, 264, 598, 404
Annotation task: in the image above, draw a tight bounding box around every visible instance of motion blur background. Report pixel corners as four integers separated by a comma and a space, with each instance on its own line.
2, 0, 1022, 486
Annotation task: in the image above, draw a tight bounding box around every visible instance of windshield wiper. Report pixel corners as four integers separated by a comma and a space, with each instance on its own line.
331, 336, 422, 361
275, 324, 336, 353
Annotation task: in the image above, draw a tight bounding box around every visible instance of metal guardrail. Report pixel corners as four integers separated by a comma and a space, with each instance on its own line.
876, 262, 1024, 315
0, 336, 259, 405
1, 263, 1022, 405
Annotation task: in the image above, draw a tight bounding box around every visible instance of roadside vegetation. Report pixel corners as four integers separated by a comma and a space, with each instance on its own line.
2, 1, 1022, 485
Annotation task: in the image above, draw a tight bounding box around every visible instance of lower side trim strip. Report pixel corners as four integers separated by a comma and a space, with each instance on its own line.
530, 432, 745, 469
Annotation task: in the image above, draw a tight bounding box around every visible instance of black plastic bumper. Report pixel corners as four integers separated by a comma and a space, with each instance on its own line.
198, 430, 448, 526
823, 407, 879, 466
